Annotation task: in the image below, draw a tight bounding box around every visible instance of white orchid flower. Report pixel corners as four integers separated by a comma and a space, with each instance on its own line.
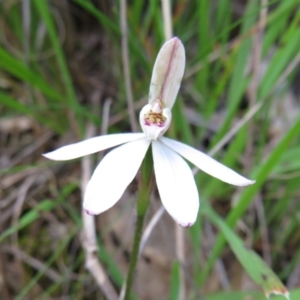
43, 37, 255, 227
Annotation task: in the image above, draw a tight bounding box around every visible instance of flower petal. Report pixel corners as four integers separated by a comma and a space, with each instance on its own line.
161, 137, 255, 186
83, 138, 151, 215
149, 37, 185, 109
152, 140, 199, 227
43, 133, 145, 161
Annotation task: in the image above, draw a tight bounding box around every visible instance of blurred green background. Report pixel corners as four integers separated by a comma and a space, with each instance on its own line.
1, 0, 300, 299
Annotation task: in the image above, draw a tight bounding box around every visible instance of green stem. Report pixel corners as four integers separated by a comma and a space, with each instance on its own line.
124, 147, 153, 300
124, 214, 145, 300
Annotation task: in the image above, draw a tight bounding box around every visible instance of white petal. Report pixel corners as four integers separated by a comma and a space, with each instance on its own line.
152, 140, 199, 227
149, 37, 185, 109
83, 138, 151, 215
161, 137, 255, 186
43, 133, 145, 161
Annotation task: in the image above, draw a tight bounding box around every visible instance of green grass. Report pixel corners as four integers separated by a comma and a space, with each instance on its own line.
1, 0, 300, 299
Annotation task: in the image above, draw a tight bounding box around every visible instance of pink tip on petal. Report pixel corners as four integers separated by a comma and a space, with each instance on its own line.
180, 222, 194, 228
84, 209, 96, 216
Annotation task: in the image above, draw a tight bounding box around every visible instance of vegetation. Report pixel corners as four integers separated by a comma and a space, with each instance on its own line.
1, 0, 300, 299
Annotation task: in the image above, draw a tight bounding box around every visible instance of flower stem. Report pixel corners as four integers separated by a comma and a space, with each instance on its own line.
124, 147, 153, 300
124, 214, 145, 300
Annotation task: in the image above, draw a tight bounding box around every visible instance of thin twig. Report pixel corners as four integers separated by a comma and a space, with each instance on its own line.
98, 98, 112, 162
81, 103, 118, 300
276, 52, 300, 88
139, 205, 165, 255
161, 0, 173, 40
120, 0, 138, 132
250, 0, 268, 101
161, 1, 185, 299
206, 101, 263, 158
246, 0, 268, 168
101, 98, 113, 135
175, 219, 185, 300
11, 175, 37, 232
246, 0, 271, 266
